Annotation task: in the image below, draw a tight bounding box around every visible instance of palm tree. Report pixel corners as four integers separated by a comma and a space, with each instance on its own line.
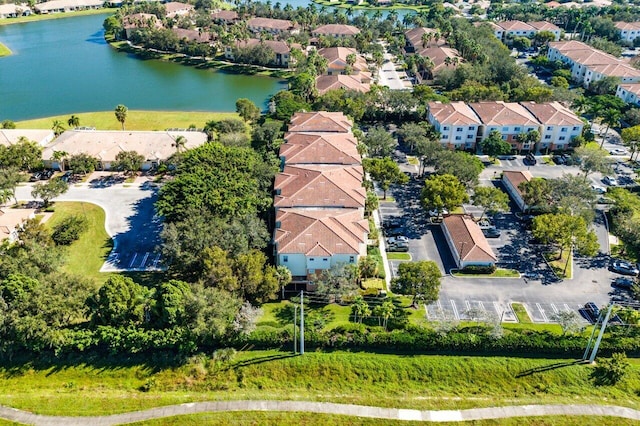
114, 104, 128, 130
52, 150, 68, 171
67, 115, 80, 129
444, 57, 452, 67
52, 120, 65, 137
172, 135, 187, 153
421, 31, 431, 48
600, 109, 621, 148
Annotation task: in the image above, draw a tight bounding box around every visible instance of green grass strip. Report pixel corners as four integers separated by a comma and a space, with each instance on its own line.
511, 303, 532, 324
0, 8, 112, 26
0, 42, 12, 57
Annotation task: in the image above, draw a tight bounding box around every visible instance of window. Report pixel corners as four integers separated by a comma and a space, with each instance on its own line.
283, 256, 288, 262
441, 134, 447, 139
559, 136, 566, 141
323, 258, 328, 262
561, 127, 567, 132
467, 134, 474, 138
309, 258, 314, 261
456, 127, 463, 132
547, 126, 552, 131
469, 126, 475, 130
572, 126, 579, 131
502, 135, 507, 140
455, 136, 461, 140
349, 256, 355, 263
502, 127, 509, 132
443, 126, 449, 131
544, 135, 551, 139
514, 127, 521, 132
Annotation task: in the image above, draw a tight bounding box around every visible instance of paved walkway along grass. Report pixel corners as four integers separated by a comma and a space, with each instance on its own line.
0, 401, 639, 425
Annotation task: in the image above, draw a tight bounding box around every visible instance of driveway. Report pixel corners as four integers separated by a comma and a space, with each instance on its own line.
377, 41, 411, 90
15, 176, 163, 272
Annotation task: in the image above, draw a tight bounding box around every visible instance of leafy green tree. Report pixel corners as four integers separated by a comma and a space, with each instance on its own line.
621, 125, 640, 160
172, 135, 187, 154
480, 130, 512, 159
396, 122, 426, 153
233, 249, 278, 305
357, 256, 378, 280
314, 263, 359, 304
391, 261, 441, 306
472, 186, 509, 220
202, 246, 238, 292
0, 167, 22, 204
1, 120, 16, 129
433, 150, 484, 188
235, 98, 261, 123
550, 76, 569, 89
550, 311, 584, 335
114, 104, 128, 130
251, 120, 284, 154
533, 30, 556, 46
365, 190, 379, 216
421, 173, 469, 213
68, 153, 98, 175
0, 137, 42, 171
363, 157, 409, 200
51, 120, 65, 137
363, 127, 397, 158
519, 178, 551, 213
113, 150, 144, 175
512, 36, 531, 51
0, 273, 40, 304
154, 280, 191, 327
549, 174, 597, 223
31, 178, 68, 207
52, 150, 68, 172
87, 275, 152, 326
593, 353, 630, 386
573, 146, 612, 181
51, 215, 88, 245
156, 143, 273, 223
599, 108, 621, 147
270, 90, 310, 121
590, 77, 621, 96
351, 295, 370, 323
289, 72, 317, 103
67, 115, 80, 128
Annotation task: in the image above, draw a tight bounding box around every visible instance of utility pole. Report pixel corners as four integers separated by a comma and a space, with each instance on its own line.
293, 304, 298, 354
582, 309, 602, 360
300, 290, 305, 355
588, 304, 614, 363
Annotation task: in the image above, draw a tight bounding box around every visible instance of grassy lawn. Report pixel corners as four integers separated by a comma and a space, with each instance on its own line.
385, 252, 411, 260
362, 278, 385, 291
0, 8, 112, 26
0, 42, 11, 57
16, 111, 240, 131
378, 195, 395, 202
313, 0, 429, 11
453, 268, 520, 278
407, 155, 419, 166
129, 413, 633, 426
45, 202, 112, 285
545, 250, 572, 279
511, 303, 532, 324
367, 246, 386, 279
0, 350, 638, 416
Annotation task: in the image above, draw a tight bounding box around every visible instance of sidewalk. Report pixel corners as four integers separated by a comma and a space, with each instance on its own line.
0, 401, 638, 425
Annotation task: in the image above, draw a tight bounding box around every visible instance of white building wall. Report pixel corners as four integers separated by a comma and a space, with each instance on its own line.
278, 253, 306, 276
502, 176, 527, 211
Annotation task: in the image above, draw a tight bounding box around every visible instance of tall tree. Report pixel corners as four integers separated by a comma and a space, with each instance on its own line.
113, 150, 144, 175
471, 186, 509, 220
363, 157, 409, 200
68, 153, 98, 175
421, 173, 469, 214
621, 125, 640, 160
114, 104, 128, 130
51, 120, 65, 137
52, 150, 68, 172
67, 115, 80, 129
519, 178, 552, 213
573, 145, 612, 181
434, 150, 484, 188
363, 126, 397, 158
314, 263, 359, 304
235, 98, 261, 122
390, 261, 441, 306
31, 178, 69, 208
87, 275, 152, 327
599, 108, 621, 148
480, 130, 512, 159
172, 135, 187, 153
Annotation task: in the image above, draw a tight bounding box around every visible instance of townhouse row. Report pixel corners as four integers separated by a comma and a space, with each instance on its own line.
547, 40, 640, 89
487, 20, 562, 43
427, 101, 583, 152
272, 112, 369, 289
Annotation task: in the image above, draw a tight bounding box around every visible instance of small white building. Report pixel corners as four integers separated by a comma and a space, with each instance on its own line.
0, 209, 36, 243
427, 101, 481, 150
34, 0, 103, 14
502, 170, 532, 212
615, 22, 640, 43
0, 129, 55, 147
441, 215, 497, 269
0, 3, 31, 18
616, 83, 640, 106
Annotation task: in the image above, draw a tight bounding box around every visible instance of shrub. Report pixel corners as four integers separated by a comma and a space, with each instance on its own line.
460, 265, 496, 274
51, 215, 89, 245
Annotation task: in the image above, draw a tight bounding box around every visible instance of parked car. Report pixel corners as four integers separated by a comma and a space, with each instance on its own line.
552, 155, 566, 165
591, 185, 606, 195
497, 155, 516, 160
609, 148, 627, 156
523, 154, 537, 166
602, 176, 618, 186
386, 236, 409, 252
612, 277, 635, 290
476, 219, 494, 229
60, 171, 73, 183
611, 259, 639, 276
29, 172, 42, 182
482, 227, 501, 238
428, 208, 448, 217
580, 302, 601, 324
39, 169, 54, 180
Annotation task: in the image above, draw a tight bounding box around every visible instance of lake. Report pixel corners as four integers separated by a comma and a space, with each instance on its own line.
0, 13, 287, 121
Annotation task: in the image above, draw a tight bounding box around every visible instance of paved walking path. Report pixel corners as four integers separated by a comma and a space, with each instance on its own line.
0, 401, 639, 425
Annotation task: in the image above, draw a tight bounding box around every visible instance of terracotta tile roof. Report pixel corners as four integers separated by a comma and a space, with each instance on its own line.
618, 83, 640, 96
288, 111, 353, 133
442, 215, 497, 263
274, 165, 365, 208
565, 49, 619, 65
468, 102, 539, 127
316, 74, 371, 95
280, 133, 361, 165
172, 28, 215, 43
502, 170, 532, 198
275, 208, 369, 255
233, 38, 291, 54
497, 20, 535, 31
211, 10, 238, 21
521, 102, 583, 126
528, 21, 561, 32
0, 208, 36, 242
405, 27, 446, 48
548, 40, 592, 53
615, 21, 640, 31
589, 62, 640, 78
42, 130, 207, 163
318, 47, 368, 73
164, 2, 193, 15
414, 46, 461, 71
313, 24, 360, 36
428, 101, 481, 125
247, 17, 296, 31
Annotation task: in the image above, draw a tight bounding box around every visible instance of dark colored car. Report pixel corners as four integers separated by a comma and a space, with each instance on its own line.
580, 302, 600, 324
612, 277, 635, 289
611, 259, 640, 276
39, 169, 54, 180
61, 171, 73, 183
482, 227, 500, 238
29, 172, 42, 182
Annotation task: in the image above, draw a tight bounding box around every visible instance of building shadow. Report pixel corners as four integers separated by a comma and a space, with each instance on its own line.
516, 359, 585, 378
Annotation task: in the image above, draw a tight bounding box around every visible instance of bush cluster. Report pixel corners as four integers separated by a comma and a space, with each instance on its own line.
52, 215, 89, 246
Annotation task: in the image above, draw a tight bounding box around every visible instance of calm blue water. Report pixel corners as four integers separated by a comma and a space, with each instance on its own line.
0, 13, 287, 120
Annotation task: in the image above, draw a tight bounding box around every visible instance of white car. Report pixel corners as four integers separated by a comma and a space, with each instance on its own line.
609, 148, 628, 156
387, 236, 409, 245
591, 185, 606, 194
428, 208, 449, 217
602, 176, 618, 186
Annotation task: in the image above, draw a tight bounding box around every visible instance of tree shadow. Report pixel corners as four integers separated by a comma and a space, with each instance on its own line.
230, 353, 298, 369
516, 359, 585, 378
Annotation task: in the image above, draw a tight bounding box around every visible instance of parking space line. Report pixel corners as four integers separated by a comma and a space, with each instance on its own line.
551, 303, 559, 314
465, 300, 471, 312
477, 301, 485, 311
450, 300, 459, 320
153, 253, 161, 268
128, 253, 138, 268
536, 303, 548, 322
563, 303, 572, 312
139, 252, 150, 268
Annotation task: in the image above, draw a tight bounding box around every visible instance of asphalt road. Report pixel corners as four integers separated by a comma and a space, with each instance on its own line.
16, 177, 163, 272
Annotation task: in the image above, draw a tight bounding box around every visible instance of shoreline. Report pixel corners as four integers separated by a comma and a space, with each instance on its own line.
0, 41, 11, 57
106, 34, 293, 80
312, 0, 426, 12
0, 8, 112, 26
